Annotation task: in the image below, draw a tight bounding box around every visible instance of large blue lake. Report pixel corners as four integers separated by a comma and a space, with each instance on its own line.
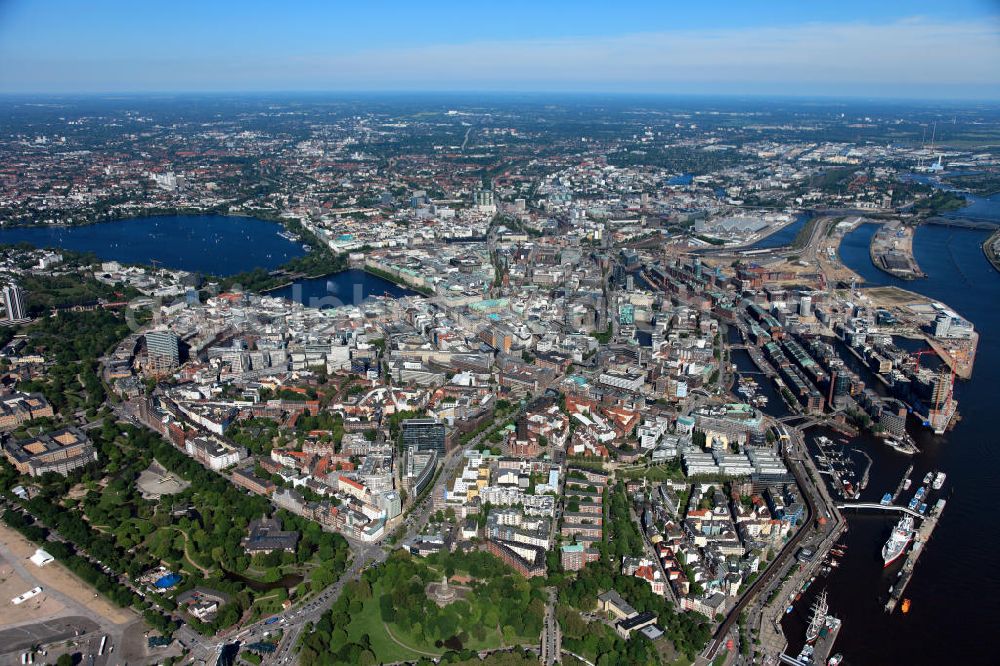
0, 214, 305, 275
0, 214, 418, 306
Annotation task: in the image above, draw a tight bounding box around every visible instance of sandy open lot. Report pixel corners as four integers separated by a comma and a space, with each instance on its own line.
864, 285, 925, 306
0, 556, 65, 623
0, 523, 134, 626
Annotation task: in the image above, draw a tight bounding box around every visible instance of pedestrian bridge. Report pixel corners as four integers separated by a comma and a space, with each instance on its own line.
835, 502, 923, 519
778, 414, 825, 429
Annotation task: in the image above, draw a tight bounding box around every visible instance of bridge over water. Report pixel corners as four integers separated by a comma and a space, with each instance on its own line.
926, 216, 999, 230
835, 502, 924, 519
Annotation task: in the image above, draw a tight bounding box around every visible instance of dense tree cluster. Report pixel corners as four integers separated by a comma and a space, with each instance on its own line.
18, 269, 139, 316
227, 417, 282, 455
17, 310, 129, 415
1, 418, 350, 636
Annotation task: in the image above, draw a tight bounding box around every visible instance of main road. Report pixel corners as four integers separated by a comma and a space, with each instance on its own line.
698, 422, 841, 665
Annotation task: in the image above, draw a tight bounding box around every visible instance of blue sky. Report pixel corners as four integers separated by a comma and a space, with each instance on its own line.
1, 0, 999, 98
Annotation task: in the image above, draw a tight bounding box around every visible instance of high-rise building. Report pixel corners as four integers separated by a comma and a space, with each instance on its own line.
401, 418, 447, 455
2, 283, 26, 321
145, 330, 180, 372
473, 189, 494, 207
930, 368, 952, 408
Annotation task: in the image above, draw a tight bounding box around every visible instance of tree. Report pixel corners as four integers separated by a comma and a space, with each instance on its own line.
57, 655, 74, 666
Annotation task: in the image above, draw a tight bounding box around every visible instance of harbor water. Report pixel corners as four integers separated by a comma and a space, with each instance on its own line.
793, 208, 1000, 663
750, 212, 811, 249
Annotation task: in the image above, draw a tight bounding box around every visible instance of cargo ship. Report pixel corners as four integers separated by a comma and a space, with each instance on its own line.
882, 515, 915, 568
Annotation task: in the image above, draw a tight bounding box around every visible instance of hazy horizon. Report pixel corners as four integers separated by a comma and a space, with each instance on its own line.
1, 0, 999, 100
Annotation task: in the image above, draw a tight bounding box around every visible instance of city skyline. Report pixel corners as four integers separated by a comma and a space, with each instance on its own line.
1, 1, 999, 99
0, 4, 999, 665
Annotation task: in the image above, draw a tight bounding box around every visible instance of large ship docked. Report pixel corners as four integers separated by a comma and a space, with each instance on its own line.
882, 515, 915, 568
788, 589, 843, 665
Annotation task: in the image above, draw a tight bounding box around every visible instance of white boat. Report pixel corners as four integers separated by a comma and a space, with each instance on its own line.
932, 471, 946, 491
882, 515, 914, 568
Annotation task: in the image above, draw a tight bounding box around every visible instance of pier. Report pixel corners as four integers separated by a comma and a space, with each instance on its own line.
891, 464, 914, 502
856, 449, 873, 492
884, 500, 946, 613
779, 617, 842, 666
925, 331, 978, 380
812, 616, 842, 665
869, 222, 925, 280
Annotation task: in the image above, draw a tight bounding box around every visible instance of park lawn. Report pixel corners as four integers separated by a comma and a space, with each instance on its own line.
345, 580, 435, 663
413, 563, 539, 652
382, 592, 535, 653
249, 592, 287, 618
350, 578, 538, 662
